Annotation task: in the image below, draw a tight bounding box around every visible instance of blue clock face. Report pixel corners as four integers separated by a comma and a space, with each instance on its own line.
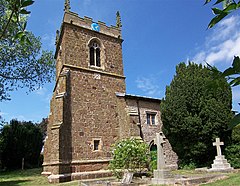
91, 23, 100, 32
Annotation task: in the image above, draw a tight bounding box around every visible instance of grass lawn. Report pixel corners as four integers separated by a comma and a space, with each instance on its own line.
201, 173, 240, 186
0, 168, 240, 186
0, 168, 79, 186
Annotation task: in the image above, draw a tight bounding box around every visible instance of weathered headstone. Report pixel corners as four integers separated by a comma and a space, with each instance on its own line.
152, 132, 174, 185
121, 171, 133, 184
155, 132, 165, 170
208, 137, 233, 172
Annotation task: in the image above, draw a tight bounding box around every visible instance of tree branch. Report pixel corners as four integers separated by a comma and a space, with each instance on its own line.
0, 10, 14, 40
0, 72, 38, 80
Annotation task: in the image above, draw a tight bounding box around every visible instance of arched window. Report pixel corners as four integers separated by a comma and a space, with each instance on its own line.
89, 41, 101, 67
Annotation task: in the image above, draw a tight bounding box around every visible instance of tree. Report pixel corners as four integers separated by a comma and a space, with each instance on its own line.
0, 0, 34, 41
205, 0, 240, 128
202, 0, 240, 170
161, 62, 232, 167
0, 0, 55, 101
109, 138, 149, 178
204, 0, 240, 29
38, 118, 48, 138
225, 125, 240, 168
0, 119, 43, 169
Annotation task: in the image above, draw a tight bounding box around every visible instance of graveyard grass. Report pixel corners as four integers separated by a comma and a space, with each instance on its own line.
0, 168, 79, 186
201, 172, 240, 186
0, 168, 240, 186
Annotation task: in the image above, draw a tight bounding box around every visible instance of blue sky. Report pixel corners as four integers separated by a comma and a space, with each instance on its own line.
1, 0, 240, 122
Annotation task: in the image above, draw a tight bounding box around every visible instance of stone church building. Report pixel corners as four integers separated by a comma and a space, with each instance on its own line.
42, 1, 177, 183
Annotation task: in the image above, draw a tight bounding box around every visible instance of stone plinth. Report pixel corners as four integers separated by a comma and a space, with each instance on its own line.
151, 169, 174, 185
208, 155, 233, 172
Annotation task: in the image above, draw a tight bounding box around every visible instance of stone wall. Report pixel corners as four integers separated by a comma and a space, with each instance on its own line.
69, 68, 126, 162
125, 96, 178, 169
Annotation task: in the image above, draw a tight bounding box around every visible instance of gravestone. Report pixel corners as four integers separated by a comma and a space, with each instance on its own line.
151, 132, 174, 185
208, 138, 233, 172
121, 171, 133, 184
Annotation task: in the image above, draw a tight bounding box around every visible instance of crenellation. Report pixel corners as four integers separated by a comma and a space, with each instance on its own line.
63, 11, 121, 39
98, 21, 106, 26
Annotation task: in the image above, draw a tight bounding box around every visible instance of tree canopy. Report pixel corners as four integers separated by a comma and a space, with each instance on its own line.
0, 0, 55, 101
161, 62, 233, 167
0, 119, 43, 169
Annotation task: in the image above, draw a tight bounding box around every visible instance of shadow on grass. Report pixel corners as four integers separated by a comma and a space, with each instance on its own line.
0, 179, 30, 186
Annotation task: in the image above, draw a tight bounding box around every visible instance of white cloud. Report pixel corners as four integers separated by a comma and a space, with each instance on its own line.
41, 33, 55, 50
193, 15, 240, 67
136, 76, 162, 98
35, 87, 52, 104
0, 112, 8, 116
35, 87, 47, 96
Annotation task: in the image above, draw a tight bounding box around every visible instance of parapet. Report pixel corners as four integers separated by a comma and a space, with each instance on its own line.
63, 11, 122, 39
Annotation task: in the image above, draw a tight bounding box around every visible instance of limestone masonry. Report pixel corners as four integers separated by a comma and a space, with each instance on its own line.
42, 8, 178, 183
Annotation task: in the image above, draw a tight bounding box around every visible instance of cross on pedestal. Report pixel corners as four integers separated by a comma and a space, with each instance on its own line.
213, 138, 224, 156
154, 132, 166, 170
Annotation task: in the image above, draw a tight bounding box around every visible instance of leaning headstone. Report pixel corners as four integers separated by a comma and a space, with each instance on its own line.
151, 132, 174, 185
121, 171, 133, 184
208, 138, 233, 172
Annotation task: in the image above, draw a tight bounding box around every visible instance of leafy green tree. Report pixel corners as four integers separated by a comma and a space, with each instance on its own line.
161, 62, 232, 167
204, 0, 240, 128
0, 0, 34, 41
109, 138, 149, 178
0, 0, 55, 101
204, 0, 240, 29
0, 119, 43, 169
203, 0, 240, 169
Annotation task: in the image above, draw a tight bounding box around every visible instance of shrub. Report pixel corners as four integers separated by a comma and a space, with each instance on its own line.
149, 151, 157, 172
179, 162, 197, 170
225, 125, 240, 168
225, 143, 240, 168
109, 138, 149, 178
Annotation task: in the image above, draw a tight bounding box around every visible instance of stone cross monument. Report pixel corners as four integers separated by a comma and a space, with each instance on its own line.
213, 138, 224, 156
152, 132, 173, 184
155, 132, 166, 170
208, 137, 233, 172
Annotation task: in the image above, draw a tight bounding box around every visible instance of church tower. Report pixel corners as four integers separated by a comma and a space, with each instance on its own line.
43, 1, 179, 183
42, 1, 129, 183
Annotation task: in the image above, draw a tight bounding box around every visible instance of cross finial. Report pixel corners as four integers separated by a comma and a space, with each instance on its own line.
116, 11, 122, 28
213, 138, 224, 156
64, 0, 71, 12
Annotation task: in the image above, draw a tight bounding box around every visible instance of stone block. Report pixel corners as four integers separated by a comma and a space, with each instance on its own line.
208, 155, 233, 172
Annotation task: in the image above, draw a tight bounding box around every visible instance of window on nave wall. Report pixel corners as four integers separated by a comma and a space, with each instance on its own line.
147, 112, 156, 125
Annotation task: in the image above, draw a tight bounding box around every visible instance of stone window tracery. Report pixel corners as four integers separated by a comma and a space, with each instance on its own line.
89, 41, 101, 67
